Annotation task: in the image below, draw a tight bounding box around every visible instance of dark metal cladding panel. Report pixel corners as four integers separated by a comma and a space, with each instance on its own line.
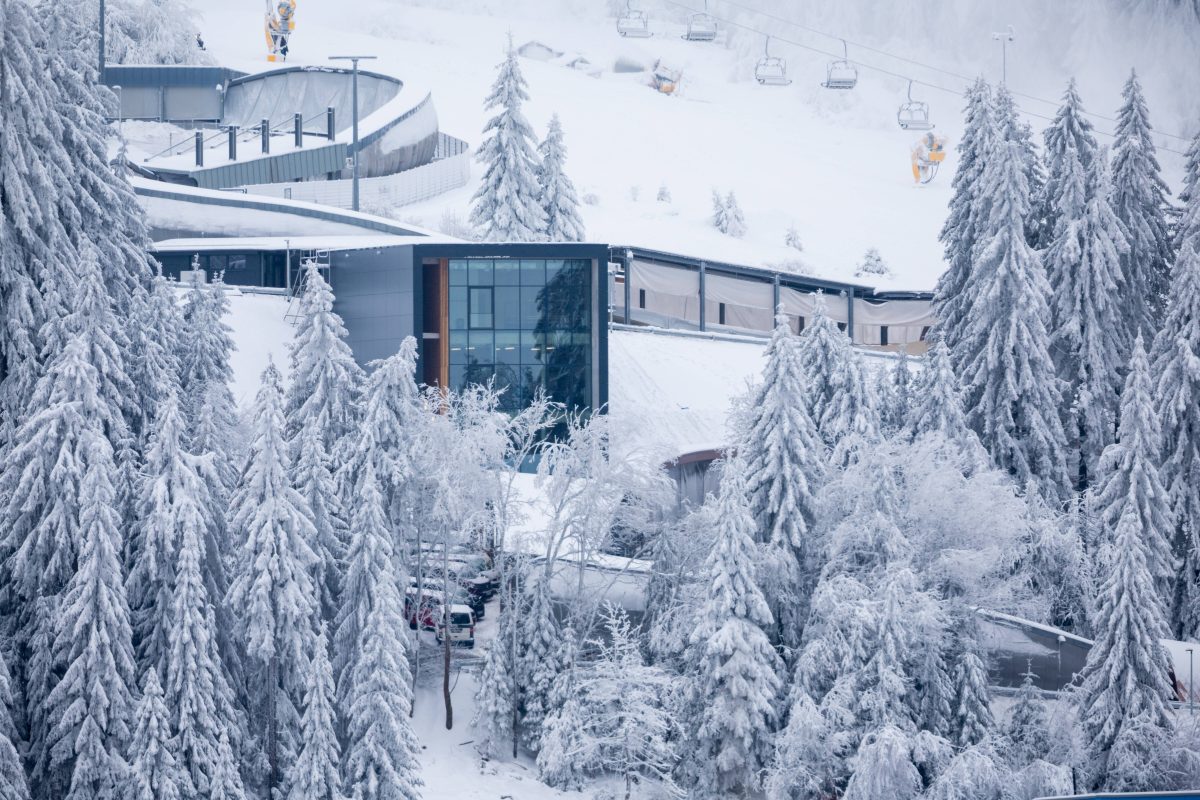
331, 247, 418, 366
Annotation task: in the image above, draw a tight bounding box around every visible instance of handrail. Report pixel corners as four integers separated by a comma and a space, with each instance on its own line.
143, 108, 335, 163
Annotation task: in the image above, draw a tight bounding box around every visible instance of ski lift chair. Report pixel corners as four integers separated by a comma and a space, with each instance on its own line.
754, 36, 791, 85
897, 80, 934, 130
683, 1, 717, 41
617, 3, 651, 38
821, 40, 858, 90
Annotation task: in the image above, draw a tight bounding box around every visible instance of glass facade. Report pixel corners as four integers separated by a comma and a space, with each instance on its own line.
448, 258, 593, 415
154, 252, 288, 288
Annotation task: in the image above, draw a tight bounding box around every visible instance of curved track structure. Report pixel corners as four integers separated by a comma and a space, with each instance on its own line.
114, 65, 440, 190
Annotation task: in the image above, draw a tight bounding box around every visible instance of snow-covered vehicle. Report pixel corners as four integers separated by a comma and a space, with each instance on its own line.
436, 605, 476, 648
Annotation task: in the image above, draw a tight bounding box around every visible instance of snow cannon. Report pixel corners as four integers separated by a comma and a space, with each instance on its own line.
265, 0, 297, 63
911, 132, 947, 185
651, 60, 681, 94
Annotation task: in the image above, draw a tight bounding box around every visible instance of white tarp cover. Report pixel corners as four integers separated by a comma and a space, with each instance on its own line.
223, 70, 400, 131
629, 260, 700, 328
705, 271, 774, 331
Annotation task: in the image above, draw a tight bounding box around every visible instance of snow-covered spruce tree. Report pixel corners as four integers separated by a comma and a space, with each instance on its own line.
469, 40, 547, 242
44, 430, 137, 800
1036, 78, 1099, 249
1076, 470, 1175, 787
126, 273, 184, 446
855, 247, 890, 279
956, 139, 1071, 503
334, 460, 397, 703
859, 576, 918, 730
343, 508, 421, 800
1093, 336, 1174, 597
166, 480, 244, 797
535, 674, 589, 791
181, 275, 239, 483
765, 688, 832, 800
785, 224, 803, 251
519, 575, 565, 751
210, 729, 247, 800
841, 726, 923, 800
1154, 242, 1200, 637
286, 625, 343, 800
537, 113, 586, 242
725, 191, 747, 238
228, 360, 320, 798
925, 743, 1008, 800
472, 583, 522, 758
1177, 130, 1200, 251
121, 0, 212, 65
292, 420, 348, 628
0, 648, 28, 800
741, 312, 825, 649
0, 0, 77, 432
905, 339, 986, 469
878, 349, 914, 434
687, 456, 782, 797
915, 631, 955, 738
1046, 147, 1130, 488
797, 295, 879, 462
1112, 69, 1173, 335
952, 649, 994, 747
935, 78, 994, 356
712, 189, 730, 234
993, 85, 1045, 245
127, 669, 193, 800
1005, 667, 1051, 768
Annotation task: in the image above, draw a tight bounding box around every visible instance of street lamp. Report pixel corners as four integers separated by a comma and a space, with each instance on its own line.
991, 25, 1015, 86
328, 55, 378, 212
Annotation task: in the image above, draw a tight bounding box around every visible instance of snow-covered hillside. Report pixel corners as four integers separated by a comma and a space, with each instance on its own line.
186, 0, 1194, 290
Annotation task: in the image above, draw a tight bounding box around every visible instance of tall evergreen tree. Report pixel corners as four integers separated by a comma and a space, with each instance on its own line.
688, 457, 782, 797
536, 113, 585, 242
127, 669, 193, 800
45, 430, 137, 800
1037, 78, 1099, 248
342, 507, 421, 800
952, 650, 994, 747
469, 39, 547, 242
1046, 147, 1130, 487
742, 313, 825, 650
905, 339, 987, 469
955, 139, 1071, 503
1111, 69, 1173, 335
519, 576, 565, 751
286, 626, 343, 800
1093, 337, 1175, 597
993, 85, 1046, 245
228, 361, 320, 798
1005, 667, 1051, 768
1177, 130, 1200, 250
935, 78, 995, 356
0, 647, 30, 800
1154, 242, 1200, 637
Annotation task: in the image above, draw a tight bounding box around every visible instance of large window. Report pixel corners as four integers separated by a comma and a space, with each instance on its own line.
447, 257, 592, 415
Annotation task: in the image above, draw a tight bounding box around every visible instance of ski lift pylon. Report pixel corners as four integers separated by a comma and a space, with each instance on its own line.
617, 1, 651, 38
821, 40, 857, 90
754, 36, 791, 86
683, 0, 717, 42
897, 80, 934, 130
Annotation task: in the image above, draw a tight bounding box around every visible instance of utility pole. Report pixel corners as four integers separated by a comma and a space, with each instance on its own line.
328, 55, 378, 212
991, 25, 1015, 86
99, 0, 106, 82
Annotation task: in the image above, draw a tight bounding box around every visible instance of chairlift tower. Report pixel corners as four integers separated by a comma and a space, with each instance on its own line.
991, 25, 1015, 85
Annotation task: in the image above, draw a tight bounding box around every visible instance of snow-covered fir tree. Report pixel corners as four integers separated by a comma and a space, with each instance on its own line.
712, 189, 730, 234
1046, 147, 1130, 487
228, 360, 320, 797
286, 626, 343, 800
993, 85, 1045, 244
1111, 69, 1173, 334
797, 295, 879, 461
858, 576, 918, 730
952, 649, 994, 747
125, 273, 184, 446
905, 339, 986, 469
841, 726, 923, 800
535, 675, 589, 791
469, 39, 547, 242
925, 744, 1008, 800
519, 575, 565, 751
209, 729, 247, 800
44, 430, 137, 800
165, 480, 244, 797
0, 648, 28, 800
855, 247, 891, 278
935, 78, 994, 356
725, 192, 747, 238
537, 114, 586, 242
1093, 336, 1175, 597
657, 183, 672, 203
1154, 241, 1200, 637
765, 688, 832, 800
342, 492, 421, 800
785, 224, 803, 251
741, 313, 825, 649
127, 669, 193, 800
1005, 667, 1051, 768
471, 590, 520, 758
1077, 416, 1175, 789
954, 138, 1071, 503
121, 0, 212, 65
1178, 130, 1200, 250
878, 349, 914, 434
1038, 78, 1099, 249
687, 456, 782, 797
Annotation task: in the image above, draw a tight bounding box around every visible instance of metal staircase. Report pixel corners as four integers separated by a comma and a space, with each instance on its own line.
284, 249, 331, 325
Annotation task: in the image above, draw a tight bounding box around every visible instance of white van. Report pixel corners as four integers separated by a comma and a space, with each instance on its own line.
436, 604, 476, 648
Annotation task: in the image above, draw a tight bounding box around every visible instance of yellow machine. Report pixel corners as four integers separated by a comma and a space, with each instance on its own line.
911, 132, 946, 184
265, 0, 297, 62
651, 60, 682, 94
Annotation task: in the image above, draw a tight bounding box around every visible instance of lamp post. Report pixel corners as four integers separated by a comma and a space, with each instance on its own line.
328, 55, 377, 212
991, 25, 1015, 86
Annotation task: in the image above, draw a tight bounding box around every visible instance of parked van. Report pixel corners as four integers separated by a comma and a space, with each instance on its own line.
436, 604, 476, 648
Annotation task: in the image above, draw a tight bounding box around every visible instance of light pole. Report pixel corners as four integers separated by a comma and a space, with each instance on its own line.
991, 25, 1015, 86
329, 55, 377, 212
99, 0, 106, 82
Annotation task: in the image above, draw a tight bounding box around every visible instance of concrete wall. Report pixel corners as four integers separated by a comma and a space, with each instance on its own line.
330, 248, 418, 365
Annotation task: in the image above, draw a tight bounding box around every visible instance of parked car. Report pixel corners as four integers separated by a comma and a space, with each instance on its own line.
436, 604, 476, 648
409, 576, 485, 620
404, 587, 441, 631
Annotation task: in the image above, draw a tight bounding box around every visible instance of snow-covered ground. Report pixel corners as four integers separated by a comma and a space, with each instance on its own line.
183, 0, 1193, 292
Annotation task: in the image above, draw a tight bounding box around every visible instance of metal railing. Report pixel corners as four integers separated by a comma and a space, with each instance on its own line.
142, 107, 339, 164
